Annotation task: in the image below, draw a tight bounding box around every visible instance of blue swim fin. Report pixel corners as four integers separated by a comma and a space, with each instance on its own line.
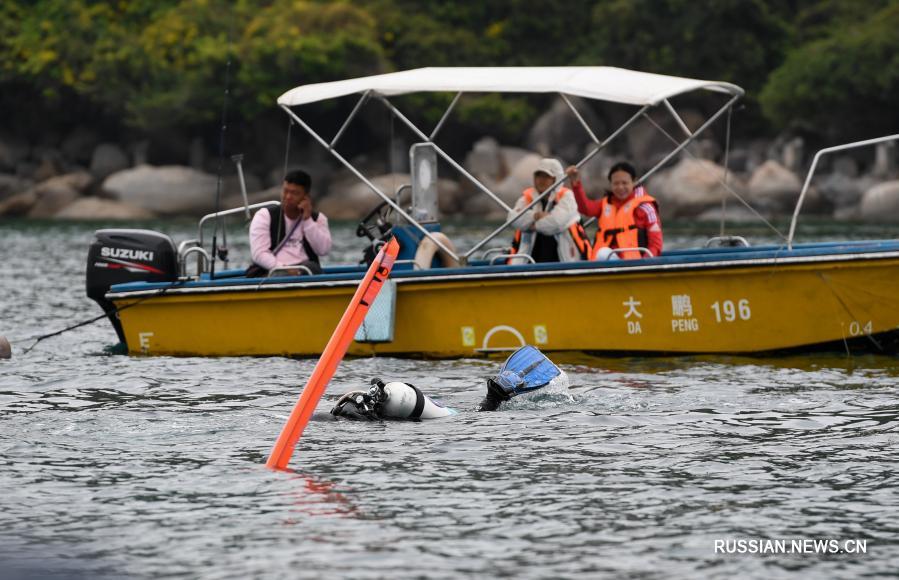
492, 345, 561, 397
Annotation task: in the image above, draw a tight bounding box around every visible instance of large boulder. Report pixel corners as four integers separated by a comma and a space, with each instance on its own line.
493, 153, 543, 205
816, 173, 877, 212
571, 145, 617, 198
319, 173, 462, 220
831, 155, 859, 178
696, 204, 764, 223
872, 141, 897, 178
765, 132, 805, 173
859, 180, 899, 222
322, 173, 402, 220
101, 165, 219, 216
459, 142, 543, 217
90, 143, 130, 182
0, 173, 32, 202
464, 137, 502, 184
626, 109, 706, 168
459, 189, 512, 220
54, 197, 157, 220
527, 96, 603, 163
31, 147, 64, 182
747, 160, 805, 213
647, 158, 747, 218
497, 146, 533, 179
687, 138, 722, 162
27, 171, 93, 218
220, 172, 268, 209
0, 190, 37, 217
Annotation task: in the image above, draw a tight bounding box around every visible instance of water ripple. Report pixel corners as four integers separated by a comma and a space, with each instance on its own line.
3, 221, 899, 578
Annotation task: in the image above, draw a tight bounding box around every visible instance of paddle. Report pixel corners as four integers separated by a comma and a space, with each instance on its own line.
266, 237, 400, 470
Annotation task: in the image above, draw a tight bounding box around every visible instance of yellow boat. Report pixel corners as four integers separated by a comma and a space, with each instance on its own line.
101, 241, 899, 356
84, 67, 899, 357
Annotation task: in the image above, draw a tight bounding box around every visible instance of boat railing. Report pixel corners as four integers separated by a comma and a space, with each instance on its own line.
181, 246, 212, 277
607, 247, 653, 259
393, 259, 422, 270
480, 247, 510, 262
492, 254, 536, 265
177, 238, 200, 257
197, 201, 281, 249
705, 235, 750, 248
177, 238, 200, 276
788, 134, 899, 249
268, 264, 314, 277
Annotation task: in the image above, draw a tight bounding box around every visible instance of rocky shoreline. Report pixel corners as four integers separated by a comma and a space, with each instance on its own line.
2, 102, 898, 223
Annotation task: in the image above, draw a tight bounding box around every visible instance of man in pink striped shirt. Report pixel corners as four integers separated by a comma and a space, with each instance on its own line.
248, 170, 332, 277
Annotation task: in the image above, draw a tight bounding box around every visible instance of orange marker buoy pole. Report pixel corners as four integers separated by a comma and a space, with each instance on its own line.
266, 238, 400, 470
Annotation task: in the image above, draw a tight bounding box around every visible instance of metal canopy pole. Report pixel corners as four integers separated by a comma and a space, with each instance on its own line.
430, 91, 462, 141
465, 104, 650, 259
662, 99, 693, 139
330, 90, 371, 148
279, 104, 460, 262
560, 93, 600, 144
377, 96, 513, 213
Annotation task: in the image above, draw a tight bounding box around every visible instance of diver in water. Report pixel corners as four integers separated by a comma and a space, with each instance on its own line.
329, 378, 458, 420
329, 345, 562, 419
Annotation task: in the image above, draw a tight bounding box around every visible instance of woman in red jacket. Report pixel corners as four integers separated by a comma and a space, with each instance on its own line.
566, 162, 663, 259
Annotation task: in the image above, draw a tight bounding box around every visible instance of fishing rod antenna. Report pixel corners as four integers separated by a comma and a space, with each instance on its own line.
211, 6, 237, 278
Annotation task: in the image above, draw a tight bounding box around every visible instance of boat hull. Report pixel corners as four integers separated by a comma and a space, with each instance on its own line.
109, 247, 899, 357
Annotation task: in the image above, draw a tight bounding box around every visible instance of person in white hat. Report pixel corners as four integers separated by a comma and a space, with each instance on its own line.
506, 158, 590, 264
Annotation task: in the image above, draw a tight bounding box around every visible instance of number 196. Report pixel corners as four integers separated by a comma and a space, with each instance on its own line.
711, 299, 751, 322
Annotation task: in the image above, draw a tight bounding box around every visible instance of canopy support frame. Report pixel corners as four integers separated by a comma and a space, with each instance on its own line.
663, 98, 693, 139
466, 103, 650, 259
430, 92, 462, 141
330, 90, 371, 149
638, 93, 742, 185
377, 95, 513, 214
279, 103, 461, 263
280, 83, 743, 264
560, 94, 600, 145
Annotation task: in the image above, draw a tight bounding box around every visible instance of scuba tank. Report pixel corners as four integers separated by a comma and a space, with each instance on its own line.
478, 345, 561, 411
330, 378, 457, 420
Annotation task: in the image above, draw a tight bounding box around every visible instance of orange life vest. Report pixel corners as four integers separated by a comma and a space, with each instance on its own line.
509, 187, 591, 262
594, 187, 658, 260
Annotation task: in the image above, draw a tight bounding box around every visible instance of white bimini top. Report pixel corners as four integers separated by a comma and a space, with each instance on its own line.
278, 66, 744, 108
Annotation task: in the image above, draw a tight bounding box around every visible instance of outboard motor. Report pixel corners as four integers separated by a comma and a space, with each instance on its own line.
330, 378, 457, 420
478, 345, 562, 411
86, 229, 178, 344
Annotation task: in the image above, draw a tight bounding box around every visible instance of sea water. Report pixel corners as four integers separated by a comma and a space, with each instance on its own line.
1, 218, 898, 579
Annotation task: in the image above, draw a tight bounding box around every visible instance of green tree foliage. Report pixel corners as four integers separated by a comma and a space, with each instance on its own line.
355, 0, 596, 143
0, 0, 384, 134
587, 0, 790, 91
585, 0, 791, 116
760, 2, 899, 138
0, 0, 895, 145
236, 0, 386, 116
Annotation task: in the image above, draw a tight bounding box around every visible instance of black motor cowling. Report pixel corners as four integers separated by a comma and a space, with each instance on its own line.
86, 229, 178, 344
